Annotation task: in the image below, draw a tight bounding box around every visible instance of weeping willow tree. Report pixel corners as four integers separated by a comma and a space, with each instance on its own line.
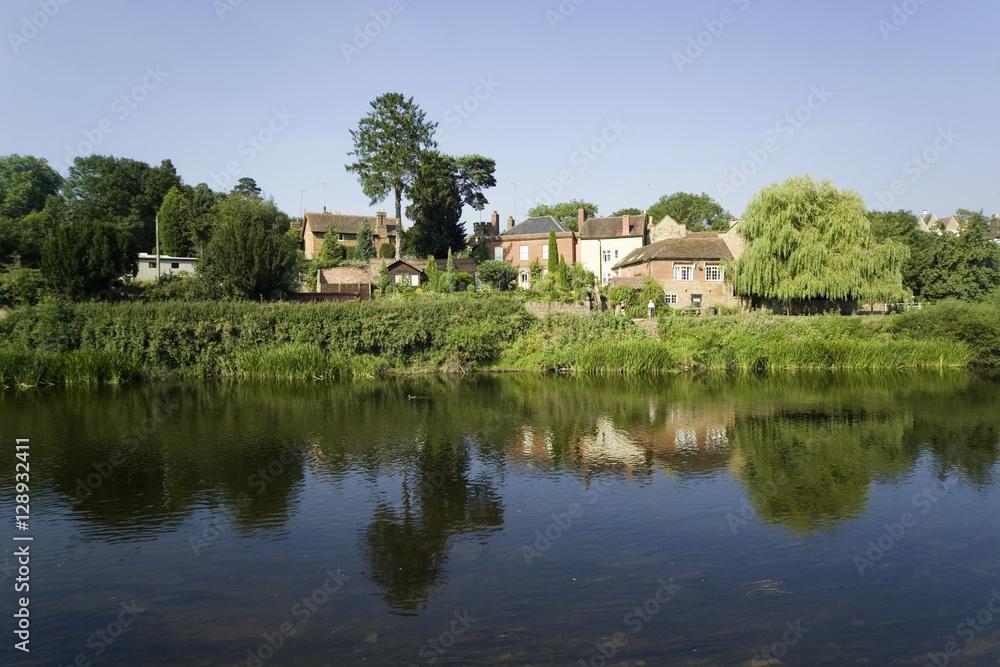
730, 176, 910, 309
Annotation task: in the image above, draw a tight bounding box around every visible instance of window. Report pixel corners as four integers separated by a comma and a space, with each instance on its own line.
170, 262, 180, 269
705, 264, 723, 281
395, 274, 407, 284
602, 270, 613, 286
542, 245, 549, 260
520, 270, 530, 287
411, 274, 420, 287
148, 262, 156, 269
519, 245, 529, 261
494, 246, 503, 261
614, 249, 619, 259
664, 294, 678, 305
674, 264, 694, 281
602, 249, 612, 263
338, 234, 345, 241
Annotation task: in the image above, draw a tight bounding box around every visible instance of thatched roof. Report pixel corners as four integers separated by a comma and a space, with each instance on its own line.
579, 214, 647, 239
614, 238, 733, 269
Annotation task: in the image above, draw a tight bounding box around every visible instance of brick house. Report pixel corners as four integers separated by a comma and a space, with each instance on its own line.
611, 217, 745, 311
301, 210, 398, 259
483, 212, 578, 289
577, 208, 648, 286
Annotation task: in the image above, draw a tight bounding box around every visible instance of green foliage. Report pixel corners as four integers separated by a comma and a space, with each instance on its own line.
355, 219, 376, 263
197, 194, 298, 300
125, 275, 203, 303
607, 285, 639, 311
612, 208, 643, 217
379, 242, 395, 259
477, 260, 517, 291
41, 221, 138, 300
528, 200, 597, 232
640, 278, 665, 315
547, 229, 558, 275
529, 259, 544, 286
648, 192, 730, 231
892, 300, 1000, 366
157, 186, 192, 257
0, 267, 50, 308
61, 155, 181, 253
405, 152, 482, 258
732, 176, 910, 304
454, 272, 474, 291
318, 236, 346, 263
0, 154, 63, 219
424, 255, 441, 289
232, 177, 262, 197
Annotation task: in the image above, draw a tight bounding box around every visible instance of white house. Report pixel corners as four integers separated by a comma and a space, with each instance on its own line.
577, 208, 648, 286
135, 253, 198, 281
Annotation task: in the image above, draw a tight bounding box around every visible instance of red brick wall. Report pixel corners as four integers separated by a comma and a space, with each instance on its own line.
618, 259, 740, 310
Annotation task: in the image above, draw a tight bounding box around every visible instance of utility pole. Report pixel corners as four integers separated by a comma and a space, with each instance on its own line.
155, 214, 161, 280
298, 189, 307, 219
511, 182, 519, 221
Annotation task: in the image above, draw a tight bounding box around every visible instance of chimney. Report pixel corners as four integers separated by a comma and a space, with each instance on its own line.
578, 206, 587, 229
993, 214, 998, 220
507, 216, 515, 231
491, 210, 500, 236
622, 214, 630, 236
376, 210, 386, 229
323, 206, 327, 213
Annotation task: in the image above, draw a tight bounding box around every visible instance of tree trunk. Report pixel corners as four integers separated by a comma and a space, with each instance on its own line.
395, 186, 403, 260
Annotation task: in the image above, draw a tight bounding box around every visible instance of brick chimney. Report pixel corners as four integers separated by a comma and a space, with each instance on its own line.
376, 210, 386, 230
491, 211, 500, 236
622, 214, 630, 236
993, 214, 998, 220
507, 216, 515, 231
578, 206, 587, 229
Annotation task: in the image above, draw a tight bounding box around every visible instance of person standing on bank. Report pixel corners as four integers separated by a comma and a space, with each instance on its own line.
647, 300, 655, 318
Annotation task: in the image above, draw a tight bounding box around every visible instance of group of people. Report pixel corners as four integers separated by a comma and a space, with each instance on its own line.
613, 300, 657, 318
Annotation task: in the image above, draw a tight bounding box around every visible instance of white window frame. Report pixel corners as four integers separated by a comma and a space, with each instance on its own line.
542, 245, 549, 260
411, 274, 420, 287
602, 270, 613, 286
494, 246, 503, 261
674, 264, 694, 281
602, 249, 612, 263
614, 249, 619, 259
519, 245, 529, 261
520, 270, 530, 287
664, 294, 678, 305
705, 264, 723, 282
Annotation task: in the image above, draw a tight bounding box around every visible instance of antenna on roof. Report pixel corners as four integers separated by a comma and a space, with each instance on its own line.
298, 189, 307, 219
318, 182, 332, 212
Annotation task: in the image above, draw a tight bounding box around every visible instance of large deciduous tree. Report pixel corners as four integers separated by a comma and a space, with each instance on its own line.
0, 154, 64, 219
197, 194, 298, 300
346, 93, 438, 259
527, 200, 598, 232
731, 176, 910, 307
648, 192, 731, 231
61, 155, 181, 253
41, 221, 138, 300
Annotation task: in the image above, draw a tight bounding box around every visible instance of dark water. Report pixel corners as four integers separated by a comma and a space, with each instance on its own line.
1, 373, 999, 666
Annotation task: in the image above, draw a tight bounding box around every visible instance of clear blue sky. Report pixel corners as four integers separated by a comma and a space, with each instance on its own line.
2, 0, 997, 229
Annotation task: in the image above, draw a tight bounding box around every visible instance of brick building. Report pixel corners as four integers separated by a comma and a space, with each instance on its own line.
301, 210, 398, 259
484, 213, 577, 288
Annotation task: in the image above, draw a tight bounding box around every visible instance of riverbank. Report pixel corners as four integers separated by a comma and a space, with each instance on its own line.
0, 295, 996, 386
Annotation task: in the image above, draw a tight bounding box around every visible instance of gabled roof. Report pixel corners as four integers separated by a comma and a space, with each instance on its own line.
319, 266, 376, 285
304, 212, 398, 236
500, 216, 569, 237
613, 238, 733, 269
579, 214, 647, 240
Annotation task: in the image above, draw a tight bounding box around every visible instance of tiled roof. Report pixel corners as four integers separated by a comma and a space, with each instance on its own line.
319, 266, 375, 285
305, 212, 398, 237
500, 216, 569, 237
579, 214, 647, 239
613, 238, 733, 269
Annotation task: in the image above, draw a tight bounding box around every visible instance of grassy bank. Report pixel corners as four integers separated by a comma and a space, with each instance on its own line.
0, 297, 997, 386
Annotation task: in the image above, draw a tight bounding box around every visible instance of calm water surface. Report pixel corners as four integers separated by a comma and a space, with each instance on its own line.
1, 373, 999, 666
